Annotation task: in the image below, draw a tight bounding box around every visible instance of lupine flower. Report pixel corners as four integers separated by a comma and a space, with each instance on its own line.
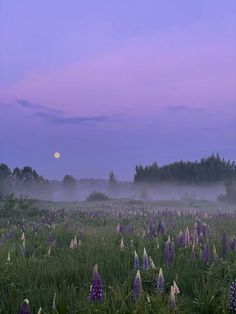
203, 244, 209, 263
120, 238, 125, 249
149, 256, 156, 269
37, 307, 42, 314
70, 239, 74, 249
177, 231, 184, 247
173, 281, 180, 295
201, 223, 209, 239
78, 239, 82, 247
170, 241, 175, 264
116, 223, 121, 233
213, 244, 218, 260
193, 222, 199, 246
18, 299, 30, 314
52, 292, 56, 310
156, 268, 165, 294
230, 237, 236, 251
195, 219, 202, 238
22, 239, 26, 256
143, 248, 149, 271
7, 251, 11, 262
170, 285, 176, 309
164, 236, 171, 266
185, 227, 191, 247
228, 279, 236, 311
132, 270, 142, 302
21, 232, 25, 241
157, 221, 166, 236
134, 250, 139, 270
73, 236, 78, 248
88, 264, 103, 302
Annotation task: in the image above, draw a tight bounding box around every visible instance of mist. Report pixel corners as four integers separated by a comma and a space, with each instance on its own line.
9, 179, 226, 203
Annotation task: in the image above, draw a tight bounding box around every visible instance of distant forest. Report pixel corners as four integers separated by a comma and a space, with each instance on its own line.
1, 154, 236, 202
134, 154, 236, 184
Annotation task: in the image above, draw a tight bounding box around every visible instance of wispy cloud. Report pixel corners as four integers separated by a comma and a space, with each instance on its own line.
34, 110, 109, 125
164, 105, 205, 112
13, 99, 112, 125
15, 98, 63, 114
164, 105, 189, 111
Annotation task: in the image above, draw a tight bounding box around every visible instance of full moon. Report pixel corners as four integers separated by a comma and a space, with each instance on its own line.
54, 152, 61, 159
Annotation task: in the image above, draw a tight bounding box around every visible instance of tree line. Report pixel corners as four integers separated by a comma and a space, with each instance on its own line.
0, 164, 50, 197
134, 154, 236, 184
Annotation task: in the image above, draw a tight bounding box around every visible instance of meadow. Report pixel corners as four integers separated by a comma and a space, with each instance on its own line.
0, 197, 236, 313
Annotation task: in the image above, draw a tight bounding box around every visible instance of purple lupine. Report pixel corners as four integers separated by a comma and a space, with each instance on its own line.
148, 223, 157, 238
143, 248, 149, 271
222, 232, 229, 258
88, 265, 103, 302
170, 241, 175, 264
18, 299, 30, 314
132, 270, 142, 302
201, 223, 209, 239
134, 250, 139, 270
157, 220, 166, 236
185, 227, 191, 247
230, 237, 236, 251
228, 279, 236, 311
177, 231, 184, 247
202, 244, 210, 263
193, 222, 199, 246
156, 268, 165, 294
116, 223, 121, 233
127, 224, 134, 234
164, 236, 171, 266
195, 219, 202, 238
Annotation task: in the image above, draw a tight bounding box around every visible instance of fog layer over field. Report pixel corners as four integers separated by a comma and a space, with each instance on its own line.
45, 181, 225, 202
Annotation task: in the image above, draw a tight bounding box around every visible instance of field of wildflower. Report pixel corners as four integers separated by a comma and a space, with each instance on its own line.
0, 198, 236, 313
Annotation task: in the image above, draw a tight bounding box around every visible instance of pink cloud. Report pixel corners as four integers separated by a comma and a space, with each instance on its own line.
1, 23, 236, 117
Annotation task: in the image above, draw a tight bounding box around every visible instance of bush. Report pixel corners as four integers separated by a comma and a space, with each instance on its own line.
86, 191, 109, 201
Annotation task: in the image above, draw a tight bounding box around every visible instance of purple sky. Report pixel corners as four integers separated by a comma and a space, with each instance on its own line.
0, 0, 236, 180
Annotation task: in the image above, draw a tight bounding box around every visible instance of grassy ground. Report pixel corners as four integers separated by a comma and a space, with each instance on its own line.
0, 197, 236, 313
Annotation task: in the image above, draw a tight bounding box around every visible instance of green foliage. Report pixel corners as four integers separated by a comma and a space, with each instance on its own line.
134, 154, 236, 184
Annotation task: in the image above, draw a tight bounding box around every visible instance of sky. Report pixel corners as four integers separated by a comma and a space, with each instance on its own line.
0, 0, 236, 181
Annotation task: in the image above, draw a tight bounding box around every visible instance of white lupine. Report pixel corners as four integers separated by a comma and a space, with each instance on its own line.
37, 307, 42, 314
73, 236, 78, 248
21, 232, 25, 241
120, 238, 125, 249
7, 251, 11, 262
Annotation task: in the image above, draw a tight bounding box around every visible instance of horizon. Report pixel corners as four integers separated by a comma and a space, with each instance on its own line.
0, 0, 236, 180
1, 153, 235, 182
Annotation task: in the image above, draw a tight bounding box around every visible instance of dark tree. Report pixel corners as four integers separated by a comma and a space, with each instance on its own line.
134, 154, 236, 184
109, 171, 117, 184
